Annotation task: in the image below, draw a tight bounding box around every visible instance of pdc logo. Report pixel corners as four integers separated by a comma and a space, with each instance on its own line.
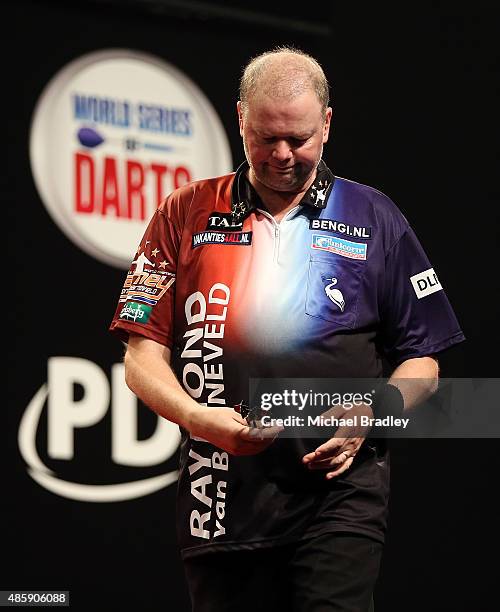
18, 357, 181, 502
30, 49, 232, 269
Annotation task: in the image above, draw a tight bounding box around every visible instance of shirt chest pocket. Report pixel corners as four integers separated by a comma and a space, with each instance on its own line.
305, 256, 366, 329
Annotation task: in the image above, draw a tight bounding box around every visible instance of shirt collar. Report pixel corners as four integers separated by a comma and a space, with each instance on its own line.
230, 159, 335, 221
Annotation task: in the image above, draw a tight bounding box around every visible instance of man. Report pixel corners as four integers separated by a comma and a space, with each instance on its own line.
110, 47, 464, 611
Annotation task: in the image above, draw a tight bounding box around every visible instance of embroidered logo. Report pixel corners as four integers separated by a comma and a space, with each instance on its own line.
119, 301, 152, 323
323, 277, 345, 312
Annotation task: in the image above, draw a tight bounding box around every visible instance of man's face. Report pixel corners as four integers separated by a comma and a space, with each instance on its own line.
237, 91, 332, 193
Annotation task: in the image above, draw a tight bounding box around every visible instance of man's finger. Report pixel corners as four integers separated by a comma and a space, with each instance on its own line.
240, 424, 283, 442
325, 456, 355, 479
307, 447, 357, 468
302, 438, 346, 464
232, 414, 250, 426
307, 456, 351, 469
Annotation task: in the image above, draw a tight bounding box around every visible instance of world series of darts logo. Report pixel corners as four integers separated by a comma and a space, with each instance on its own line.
30, 49, 232, 269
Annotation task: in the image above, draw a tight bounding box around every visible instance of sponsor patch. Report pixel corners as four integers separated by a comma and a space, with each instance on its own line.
206, 213, 244, 231
310, 218, 372, 239
311, 234, 367, 260
410, 268, 442, 299
119, 301, 152, 323
192, 231, 253, 248
118, 244, 176, 305
121, 272, 175, 305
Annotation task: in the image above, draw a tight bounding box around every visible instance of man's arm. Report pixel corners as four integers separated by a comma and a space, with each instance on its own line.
125, 334, 281, 456
387, 355, 439, 410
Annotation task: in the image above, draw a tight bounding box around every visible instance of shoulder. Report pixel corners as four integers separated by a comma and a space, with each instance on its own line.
158, 172, 235, 213
333, 176, 410, 251
153, 172, 236, 230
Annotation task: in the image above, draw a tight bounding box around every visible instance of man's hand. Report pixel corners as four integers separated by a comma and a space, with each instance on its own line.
302, 403, 373, 479
189, 406, 283, 456
124, 336, 283, 457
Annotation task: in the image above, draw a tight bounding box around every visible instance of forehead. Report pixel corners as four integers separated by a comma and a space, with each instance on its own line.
244, 91, 323, 135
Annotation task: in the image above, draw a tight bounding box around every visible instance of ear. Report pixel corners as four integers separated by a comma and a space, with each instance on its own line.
323, 107, 333, 144
237, 101, 244, 136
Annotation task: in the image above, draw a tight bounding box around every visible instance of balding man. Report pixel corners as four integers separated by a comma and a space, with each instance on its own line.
110, 47, 464, 611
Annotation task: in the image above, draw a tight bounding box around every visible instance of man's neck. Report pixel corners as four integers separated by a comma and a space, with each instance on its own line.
248, 170, 316, 222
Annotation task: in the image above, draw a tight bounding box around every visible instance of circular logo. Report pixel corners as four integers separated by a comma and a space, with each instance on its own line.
30, 49, 233, 268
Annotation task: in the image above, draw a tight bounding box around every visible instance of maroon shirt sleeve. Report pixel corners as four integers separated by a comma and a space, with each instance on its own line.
109, 193, 184, 348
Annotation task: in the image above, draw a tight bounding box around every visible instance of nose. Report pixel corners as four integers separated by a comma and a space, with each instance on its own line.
271, 140, 292, 162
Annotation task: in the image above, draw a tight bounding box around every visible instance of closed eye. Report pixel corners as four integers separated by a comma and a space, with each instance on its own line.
290, 137, 308, 146
262, 137, 309, 146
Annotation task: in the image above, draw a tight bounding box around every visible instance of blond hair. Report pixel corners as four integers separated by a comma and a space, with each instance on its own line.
239, 46, 330, 116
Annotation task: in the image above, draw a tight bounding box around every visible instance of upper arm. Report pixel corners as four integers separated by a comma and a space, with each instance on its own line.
126, 333, 172, 364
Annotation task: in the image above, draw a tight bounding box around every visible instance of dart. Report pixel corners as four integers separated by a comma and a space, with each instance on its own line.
77, 126, 104, 148
76, 126, 175, 152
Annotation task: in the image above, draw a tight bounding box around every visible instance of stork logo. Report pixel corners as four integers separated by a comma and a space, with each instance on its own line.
18, 357, 181, 502
410, 268, 443, 299
324, 277, 345, 312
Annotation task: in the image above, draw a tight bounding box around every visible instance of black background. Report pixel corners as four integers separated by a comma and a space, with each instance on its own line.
6, 1, 500, 610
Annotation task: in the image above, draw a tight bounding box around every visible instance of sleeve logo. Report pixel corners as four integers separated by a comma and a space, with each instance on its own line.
119, 242, 176, 306
119, 301, 152, 323
410, 268, 443, 299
